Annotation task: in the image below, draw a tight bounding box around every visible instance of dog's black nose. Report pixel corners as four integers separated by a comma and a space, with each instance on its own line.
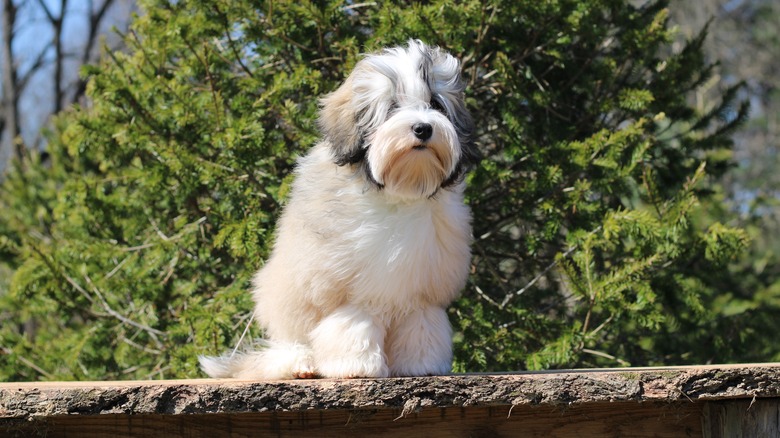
412, 123, 433, 141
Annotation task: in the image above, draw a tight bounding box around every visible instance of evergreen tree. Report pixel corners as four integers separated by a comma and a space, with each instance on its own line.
0, 0, 770, 381
668, 0, 780, 365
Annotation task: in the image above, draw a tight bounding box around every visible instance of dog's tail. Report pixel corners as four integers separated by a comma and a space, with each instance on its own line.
199, 340, 315, 380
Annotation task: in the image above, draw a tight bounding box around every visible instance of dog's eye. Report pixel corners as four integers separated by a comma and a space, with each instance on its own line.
388, 101, 399, 114
430, 97, 447, 115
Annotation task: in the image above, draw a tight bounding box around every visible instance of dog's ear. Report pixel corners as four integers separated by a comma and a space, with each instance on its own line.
456, 112, 481, 168
318, 75, 366, 165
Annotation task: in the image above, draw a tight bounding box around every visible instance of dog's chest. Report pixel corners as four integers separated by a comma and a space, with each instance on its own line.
339, 195, 471, 311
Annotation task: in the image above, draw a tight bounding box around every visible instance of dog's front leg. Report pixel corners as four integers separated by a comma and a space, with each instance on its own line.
310, 304, 390, 378
386, 305, 453, 377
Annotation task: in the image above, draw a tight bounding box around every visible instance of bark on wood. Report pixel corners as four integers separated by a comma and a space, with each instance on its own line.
0, 364, 778, 437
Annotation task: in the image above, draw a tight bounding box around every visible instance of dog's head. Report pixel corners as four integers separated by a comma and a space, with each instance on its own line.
319, 40, 479, 199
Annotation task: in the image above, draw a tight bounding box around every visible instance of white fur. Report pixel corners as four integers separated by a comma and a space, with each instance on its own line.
200, 340, 314, 380
200, 40, 476, 379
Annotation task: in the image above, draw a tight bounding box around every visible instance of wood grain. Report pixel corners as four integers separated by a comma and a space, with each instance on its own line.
3, 402, 704, 438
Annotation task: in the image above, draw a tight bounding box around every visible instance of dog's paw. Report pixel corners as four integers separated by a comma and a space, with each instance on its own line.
292, 365, 319, 379
387, 306, 453, 377
310, 304, 390, 378
316, 353, 390, 379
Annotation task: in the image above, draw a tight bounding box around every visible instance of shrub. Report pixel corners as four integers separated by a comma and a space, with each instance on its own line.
0, 0, 762, 381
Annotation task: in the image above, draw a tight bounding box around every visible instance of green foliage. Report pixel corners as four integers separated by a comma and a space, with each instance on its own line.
0, 0, 776, 380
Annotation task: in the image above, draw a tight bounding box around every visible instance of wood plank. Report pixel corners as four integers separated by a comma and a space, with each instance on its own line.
703, 399, 780, 438
3, 402, 704, 438
1, 364, 779, 437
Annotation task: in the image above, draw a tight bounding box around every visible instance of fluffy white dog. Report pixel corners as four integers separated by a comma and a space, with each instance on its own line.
200, 40, 479, 379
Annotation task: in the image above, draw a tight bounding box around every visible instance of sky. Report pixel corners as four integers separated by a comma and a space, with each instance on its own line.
0, 0, 135, 171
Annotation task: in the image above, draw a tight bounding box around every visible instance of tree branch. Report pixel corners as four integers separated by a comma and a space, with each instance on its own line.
1, 0, 22, 162
73, 0, 116, 103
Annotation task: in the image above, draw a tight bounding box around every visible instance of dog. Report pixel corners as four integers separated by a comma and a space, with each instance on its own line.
199, 40, 479, 379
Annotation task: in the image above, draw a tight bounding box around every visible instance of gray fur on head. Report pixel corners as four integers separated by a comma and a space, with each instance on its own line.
318, 40, 479, 191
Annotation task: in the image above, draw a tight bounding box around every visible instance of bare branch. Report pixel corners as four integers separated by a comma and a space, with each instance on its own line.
31, 0, 67, 112
62, 272, 165, 347
1, 346, 55, 379
84, 273, 165, 342
121, 337, 162, 355
73, 0, 117, 103
16, 41, 54, 92
1, 0, 22, 162
581, 348, 631, 367
499, 226, 603, 309
82, 0, 116, 66
34, 0, 55, 22
54, 0, 67, 112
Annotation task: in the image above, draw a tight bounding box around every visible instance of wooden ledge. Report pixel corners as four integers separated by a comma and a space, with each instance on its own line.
2, 363, 780, 437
